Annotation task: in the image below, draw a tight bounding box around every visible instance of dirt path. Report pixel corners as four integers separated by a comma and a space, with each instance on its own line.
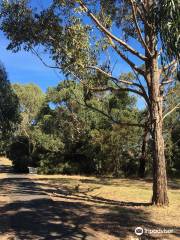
0, 158, 119, 240
0, 159, 60, 239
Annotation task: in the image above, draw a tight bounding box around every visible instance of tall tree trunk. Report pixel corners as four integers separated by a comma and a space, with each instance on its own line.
150, 55, 169, 206
151, 96, 169, 205
138, 128, 148, 178
143, 0, 169, 205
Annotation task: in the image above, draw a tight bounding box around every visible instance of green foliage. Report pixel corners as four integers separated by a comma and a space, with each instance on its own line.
155, 0, 180, 60
12, 83, 44, 138
0, 63, 20, 152
3, 78, 179, 177
30, 127, 64, 154
7, 136, 30, 173
0, 1, 95, 77
6, 83, 46, 170
164, 83, 180, 176
90, 123, 141, 176
35, 79, 141, 176
171, 124, 180, 176
13, 83, 44, 121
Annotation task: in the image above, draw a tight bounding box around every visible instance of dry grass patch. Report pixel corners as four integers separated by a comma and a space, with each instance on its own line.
35, 176, 180, 240
0, 157, 12, 166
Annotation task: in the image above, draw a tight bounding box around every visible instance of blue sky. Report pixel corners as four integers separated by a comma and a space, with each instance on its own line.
0, 33, 62, 92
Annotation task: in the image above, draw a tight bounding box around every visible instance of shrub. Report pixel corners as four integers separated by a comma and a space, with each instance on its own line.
7, 136, 31, 173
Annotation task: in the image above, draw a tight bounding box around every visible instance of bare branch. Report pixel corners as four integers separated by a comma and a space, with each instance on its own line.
87, 65, 149, 103
160, 60, 177, 74
87, 66, 137, 85
117, 87, 146, 98
79, 0, 147, 61
161, 79, 174, 85
161, 64, 177, 85
88, 66, 150, 106
75, 67, 148, 104
139, 0, 147, 14
31, 48, 60, 70
164, 60, 177, 71
89, 85, 145, 98
136, 6, 152, 29
163, 103, 180, 120
108, 38, 145, 77
130, 67, 150, 107
88, 66, 117, 79
130, 0, 152, 56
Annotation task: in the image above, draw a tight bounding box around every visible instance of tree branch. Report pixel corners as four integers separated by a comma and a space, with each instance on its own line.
87, 66, 137, 85
136, 6, 152, 29
139, 0, 147, 14
87, 65, 149, 97
130, 67, 150, 107
88, 85, 145, 98
164, 60, 177, 71
161, 79, 174, 85
108, 38, 145, 77
160, 60, 177, 74
84, 100, 144, 127
87, 65, 151, 107
163, 103, 180, 120
31, 48, 60, 70
71, 89, 144, 127
79, 0, 147, 61
161, 64, 177, 85
130, 0, 152, 56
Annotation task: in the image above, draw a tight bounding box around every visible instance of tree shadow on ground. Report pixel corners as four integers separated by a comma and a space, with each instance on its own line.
38, 176, 179, 190
167, 179, 180, 190
79, 177, 180, 190
0, 178, 179, 240
0, 164, 14, 173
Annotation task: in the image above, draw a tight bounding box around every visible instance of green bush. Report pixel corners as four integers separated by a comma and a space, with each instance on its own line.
7, 136, 31, 173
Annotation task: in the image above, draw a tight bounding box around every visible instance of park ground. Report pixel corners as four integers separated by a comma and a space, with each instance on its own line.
0, 157, 179, 240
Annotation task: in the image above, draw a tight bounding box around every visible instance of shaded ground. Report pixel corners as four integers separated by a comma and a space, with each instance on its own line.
0, 157, 179, 240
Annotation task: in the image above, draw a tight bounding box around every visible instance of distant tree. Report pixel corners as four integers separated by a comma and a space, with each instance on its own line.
12, 83, 44, 132
0, 63, 20, 152
42, 80, 141, 175
163, 83, 180, 176
9, 83, 45, 170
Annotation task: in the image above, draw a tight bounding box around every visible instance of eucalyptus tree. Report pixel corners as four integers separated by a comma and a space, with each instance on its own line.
1, 0, 179, 205
11, 83, 45, 164
12, 83, 44, 134
155, 0, 180, 61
